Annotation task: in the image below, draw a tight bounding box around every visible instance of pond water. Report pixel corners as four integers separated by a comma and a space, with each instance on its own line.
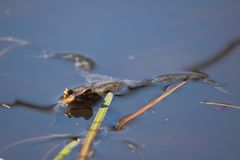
1, 1, 240, 160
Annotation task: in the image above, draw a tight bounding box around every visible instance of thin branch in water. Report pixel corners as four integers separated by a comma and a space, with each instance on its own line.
78, 92, 113, 160
114, 80, 188, 131
0, 36, 31, 59
185, 38, 240, 72
42, 144, 60, 160
0, 44, 20, 58
0, 36, 30, 45
0, 134, 74, 154
200, 101, 240, 109
1, 104, 11, 109
0, 100, 57, 113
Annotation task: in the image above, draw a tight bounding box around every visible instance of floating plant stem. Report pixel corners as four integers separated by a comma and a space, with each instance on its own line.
78, 92, 113, 160
0, 134, 74, 153
0, 36, 30, 58
53, 138, 80, 160
114, 80, 188, 130
2, 104, 11, 109
200, 101, 240, 109
42, 144, 60, 160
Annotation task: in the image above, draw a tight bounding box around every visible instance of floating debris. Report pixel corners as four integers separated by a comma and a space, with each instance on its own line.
0, 36, 30, 58
200, 101, 240, 109
0, 36, 30, 45
42, 144, 60, 160
0, 44, 20, 58
122, 139, 139, 152
2, 104, 11, 109
0, 134, 74, 153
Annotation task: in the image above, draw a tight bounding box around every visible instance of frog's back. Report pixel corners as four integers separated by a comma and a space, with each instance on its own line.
93, 81, 129, 96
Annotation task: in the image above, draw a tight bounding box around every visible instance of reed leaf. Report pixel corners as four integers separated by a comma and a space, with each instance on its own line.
78, 92, 113, 160
53, 139, 80, 160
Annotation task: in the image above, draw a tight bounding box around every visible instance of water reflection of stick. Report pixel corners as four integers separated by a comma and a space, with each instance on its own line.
114, 80, 188, 131
185, 38, 240, 72
200, 101, 240, 109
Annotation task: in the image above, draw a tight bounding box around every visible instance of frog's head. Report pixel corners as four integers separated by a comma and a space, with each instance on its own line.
60, 88, 75, 104
60, 87, 101, 106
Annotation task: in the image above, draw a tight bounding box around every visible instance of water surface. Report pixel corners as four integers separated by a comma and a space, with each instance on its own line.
1, 1, 240, 160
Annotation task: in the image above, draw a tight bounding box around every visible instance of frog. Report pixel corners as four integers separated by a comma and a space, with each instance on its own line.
60, 80, 152, 118
60, 72, 219, 108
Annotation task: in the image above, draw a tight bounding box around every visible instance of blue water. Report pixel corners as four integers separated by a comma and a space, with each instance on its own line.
1, 0, 240, 160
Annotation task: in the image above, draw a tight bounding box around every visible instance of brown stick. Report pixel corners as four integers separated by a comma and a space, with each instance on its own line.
114, 80, 188, 130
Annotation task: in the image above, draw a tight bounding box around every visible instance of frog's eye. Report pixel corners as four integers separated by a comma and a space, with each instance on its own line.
64, 88, 74, 98
81, 88, 92, 95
